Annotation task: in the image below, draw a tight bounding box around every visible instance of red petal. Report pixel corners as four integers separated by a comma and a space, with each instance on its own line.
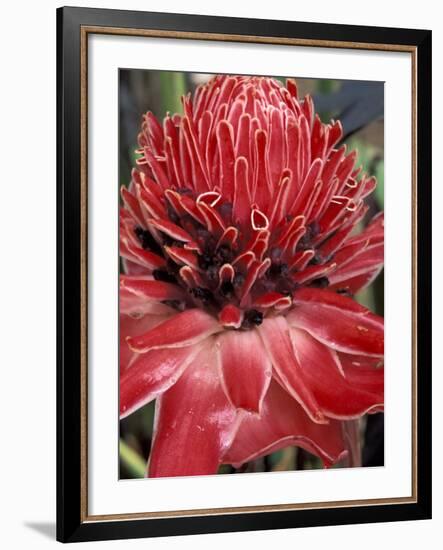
268, 171, 291, 226
252, 129, 271, 208
182, 116, 210, 191
327, 120, 343, 151
197, 201, 226, 235
127, 309, 221, 353
329, 241, 384, 293
136, 184, 166, 221
299, 115, 312, 179
317, 211, 365, 260
164, 246, 200, 271
252, 291, 292, 310
120, 345, 199, 418
178, 194, 206, 225
120, 276, 186, 301
120, 313, 170, 373
148, 343, 238, 477
268, 107, 285, 186
216, 329, 272, 413
217, 226, 239, 249
149, 218, 194, 243
288, 288, 384, 357
233, 156, 251, 226
121, 257, 149, 276
338, 352, 384, 396
120, 187, 145, 227
120, 238, 165, 271
141, 147, 170, 190
335, 150, 358, 194
285, 120, 301, 192
179, 265, 204, 288
143, 112, 164, 156
235, 114, 252, 163
251, 208, 269, 231
120, 287, 176, 317
291, 261, 337, 285
329, 271, 382, 295
258, 316, 326, 423
291, 158, 323, 217
286, 78, 298, 99
240, 258, 271, 306
216, 120, 236, 200
218, 304, 243, 328
290, 328, 384, 418
223, 381, 346, 468
164, 117, 183, 186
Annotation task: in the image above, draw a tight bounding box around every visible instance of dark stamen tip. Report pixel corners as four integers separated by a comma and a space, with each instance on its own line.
336, 287, 353, 297
153, 268, 177, 284
233, 273, 245, 288
220, 281, 235, 298
190, 286, 214, 304
176, 187, 193, 196
308, 253, 323, 266
219, 202, 233, 219
242, 309, 263, 329
166, 206, 180, 224
134, 225, 162, 253
162, 299, 186, 311
198, 253, 213, 270
207, 265, 218, 281
308, 220, 320, 239
309, 277, 330, 289
213, 245, 233, 266
268, 262, 289, 278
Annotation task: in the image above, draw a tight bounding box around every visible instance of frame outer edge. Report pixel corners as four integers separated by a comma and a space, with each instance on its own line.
57, 6, 83, 542
56, 6, 432, 542
416, 30, 432, 519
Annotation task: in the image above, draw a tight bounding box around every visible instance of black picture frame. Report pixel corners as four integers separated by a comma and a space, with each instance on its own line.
57, 6, 432, 543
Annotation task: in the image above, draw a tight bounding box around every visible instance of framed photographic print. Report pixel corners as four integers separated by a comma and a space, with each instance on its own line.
57, 6, 432, 543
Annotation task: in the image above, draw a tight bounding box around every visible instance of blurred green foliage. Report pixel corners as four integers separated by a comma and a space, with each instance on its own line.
119, 439, 146, 478
346, 137, 384, 209
159, 72, 186, 115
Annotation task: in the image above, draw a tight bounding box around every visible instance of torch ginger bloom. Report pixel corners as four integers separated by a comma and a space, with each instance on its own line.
120, 75, 384, 477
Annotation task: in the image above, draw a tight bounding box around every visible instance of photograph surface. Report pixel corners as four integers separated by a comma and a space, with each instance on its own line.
118, 70, 385, 479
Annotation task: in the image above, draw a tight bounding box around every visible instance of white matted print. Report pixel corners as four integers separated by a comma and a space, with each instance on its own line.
88, 33, 411, 516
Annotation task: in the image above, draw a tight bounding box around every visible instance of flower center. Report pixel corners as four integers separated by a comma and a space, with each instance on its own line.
131, 187, 342, 327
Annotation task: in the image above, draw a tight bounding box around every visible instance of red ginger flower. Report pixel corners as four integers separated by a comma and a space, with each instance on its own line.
120, 75, 384, 477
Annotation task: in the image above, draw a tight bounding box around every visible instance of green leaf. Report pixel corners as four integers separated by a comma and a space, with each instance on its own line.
159, 72, 187, 115
346, 137, 374, 175
374, 160, 384, 208
356, 285, 375, 312
316, 79, 340, 94
119, 439, 146, 478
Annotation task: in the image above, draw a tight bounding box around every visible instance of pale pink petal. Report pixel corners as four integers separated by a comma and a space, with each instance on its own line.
120, 276, 187, 301
119, 287, 176, 317
120, 344, 200, 418
290, 327, 384, 419
218, 304, 243, 328
258, 316, 326, 423
223, 381, 346, 468
216, 329, 272, 413
148, 342, 239, 477
120, 313, 170, 373
127, 309, 222, 353
288, 288, 384, 357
